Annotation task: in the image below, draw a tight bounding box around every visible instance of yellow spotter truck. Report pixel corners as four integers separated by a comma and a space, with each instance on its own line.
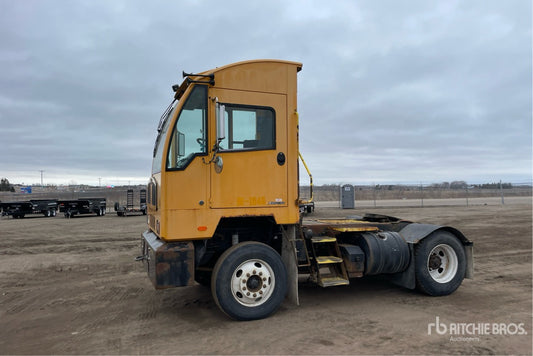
139, 59, 473, 321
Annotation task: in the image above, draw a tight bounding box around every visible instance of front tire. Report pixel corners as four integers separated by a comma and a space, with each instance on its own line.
211, 241, 287, 321
415, 230, 466, 296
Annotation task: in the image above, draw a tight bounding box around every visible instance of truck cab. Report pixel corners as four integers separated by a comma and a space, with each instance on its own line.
140, 60, 473, 321
147, 60, 301, 241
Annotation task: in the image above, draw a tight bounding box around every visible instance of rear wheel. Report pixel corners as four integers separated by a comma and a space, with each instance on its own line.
211, 241, 287, 321
415, 230, 466, 296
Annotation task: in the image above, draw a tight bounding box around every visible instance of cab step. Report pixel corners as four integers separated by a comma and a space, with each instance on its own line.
311, 237, 337, 243
308, 235, 349, 288
316, 256, 343, 264
319, 276, 350, 287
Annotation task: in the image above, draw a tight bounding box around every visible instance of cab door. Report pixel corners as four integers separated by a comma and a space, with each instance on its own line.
209, 88, 288, 209
163, 85, 210, 239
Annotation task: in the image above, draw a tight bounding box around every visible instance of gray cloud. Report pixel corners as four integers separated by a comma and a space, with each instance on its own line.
1, 0, 531, 185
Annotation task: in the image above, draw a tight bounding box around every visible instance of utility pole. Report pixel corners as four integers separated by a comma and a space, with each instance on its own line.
39, 170, 44, 187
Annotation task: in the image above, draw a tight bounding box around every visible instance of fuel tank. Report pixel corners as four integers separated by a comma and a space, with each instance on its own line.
355, 231, 410, 275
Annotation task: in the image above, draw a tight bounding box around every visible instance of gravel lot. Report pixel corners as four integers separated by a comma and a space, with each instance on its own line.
0, 201, 531, 354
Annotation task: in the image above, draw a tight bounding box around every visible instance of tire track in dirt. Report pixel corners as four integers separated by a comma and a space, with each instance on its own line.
1, 205, 531, 354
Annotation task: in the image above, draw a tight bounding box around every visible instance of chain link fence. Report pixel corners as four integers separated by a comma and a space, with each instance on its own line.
2, 182, 531, 211
301, 183, 532, 208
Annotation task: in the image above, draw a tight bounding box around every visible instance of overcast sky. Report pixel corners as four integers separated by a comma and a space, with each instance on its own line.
1, 0, 531, 186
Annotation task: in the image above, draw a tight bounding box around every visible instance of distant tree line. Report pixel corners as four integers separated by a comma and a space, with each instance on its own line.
0, 178, 15, 192
429, 181, 468, 189
472, 182, 514, 189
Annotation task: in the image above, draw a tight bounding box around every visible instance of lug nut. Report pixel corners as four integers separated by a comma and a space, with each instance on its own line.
263, 284, 267, 288
246, 273, 250, 277
253, 293, 257, 297
253, 270, 256, 274
247, 292, 250, 296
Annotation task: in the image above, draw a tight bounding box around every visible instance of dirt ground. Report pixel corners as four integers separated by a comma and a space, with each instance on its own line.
0, 202, 531, 355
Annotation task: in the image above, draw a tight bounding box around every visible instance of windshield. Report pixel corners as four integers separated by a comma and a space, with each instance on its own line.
166, 85, 208, 170
152, 100, 177, 174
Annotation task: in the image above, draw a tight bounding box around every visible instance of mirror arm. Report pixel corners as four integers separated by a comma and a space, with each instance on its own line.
203, 98, 225, 169
203, 140, 222, 165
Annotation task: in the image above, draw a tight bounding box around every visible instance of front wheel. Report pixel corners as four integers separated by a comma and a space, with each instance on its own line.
211, 241, 287, 321
415, 230, 466, 296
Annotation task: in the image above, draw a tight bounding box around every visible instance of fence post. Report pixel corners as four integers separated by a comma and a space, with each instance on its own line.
500, 180, 505, 205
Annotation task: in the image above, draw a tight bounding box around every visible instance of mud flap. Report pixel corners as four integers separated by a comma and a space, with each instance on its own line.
464, 243, 474, 279
386, 244, 416, 289
281, 225, 299, 306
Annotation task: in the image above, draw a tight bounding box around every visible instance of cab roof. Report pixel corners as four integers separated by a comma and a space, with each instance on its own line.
174, 59, 302, 99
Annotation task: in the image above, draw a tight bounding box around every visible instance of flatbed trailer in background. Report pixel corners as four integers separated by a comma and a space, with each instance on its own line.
58, 198, 106, 218
0, 199, 58, 218
114, 189, 147, 216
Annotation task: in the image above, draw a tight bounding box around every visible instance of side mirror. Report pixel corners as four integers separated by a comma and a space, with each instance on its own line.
178, 131, 185, 157
216, 102, 226, 141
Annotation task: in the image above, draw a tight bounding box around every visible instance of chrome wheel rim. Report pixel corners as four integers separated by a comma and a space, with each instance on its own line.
427, 244, 458, 283
230, 259, 275, 307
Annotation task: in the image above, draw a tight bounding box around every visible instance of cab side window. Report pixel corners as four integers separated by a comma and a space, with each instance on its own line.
219, 105, 275, 151
166, 86, 207, 170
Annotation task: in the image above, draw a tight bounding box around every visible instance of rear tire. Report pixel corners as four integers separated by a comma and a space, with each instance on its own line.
415, 230, 466, 296
211, 241, 287, 321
